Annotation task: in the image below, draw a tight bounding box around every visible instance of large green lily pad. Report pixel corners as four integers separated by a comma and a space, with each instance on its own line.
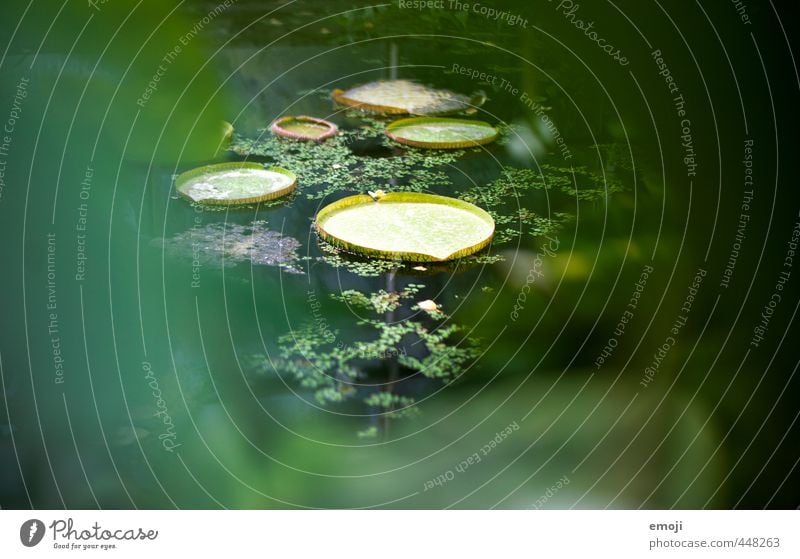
316, 192, 495, 262
332, 80, 484, 115
385, 117, 498, 149
175, 162, 296, 205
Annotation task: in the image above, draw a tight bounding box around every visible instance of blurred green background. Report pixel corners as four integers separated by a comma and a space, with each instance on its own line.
0, 0, 798, 509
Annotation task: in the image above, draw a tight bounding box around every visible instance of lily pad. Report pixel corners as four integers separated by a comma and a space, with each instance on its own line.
175, 162, 296, 205
271, 115, 338, 141
315, 192, 495, 262
385, 117, 498, 149
332, 80, 483, 115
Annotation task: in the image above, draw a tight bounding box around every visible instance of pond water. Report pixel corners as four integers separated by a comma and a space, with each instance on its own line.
0, 0, 798, 509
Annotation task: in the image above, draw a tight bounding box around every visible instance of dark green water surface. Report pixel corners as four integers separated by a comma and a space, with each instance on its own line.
0, 0, 798, 509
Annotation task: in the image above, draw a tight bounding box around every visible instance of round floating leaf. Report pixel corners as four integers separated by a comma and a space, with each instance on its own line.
270, 115, 338, 141
385, 117, 498, 149
332, 80, 484, 115
315, 192, 495, 262
175, 162, 296, 205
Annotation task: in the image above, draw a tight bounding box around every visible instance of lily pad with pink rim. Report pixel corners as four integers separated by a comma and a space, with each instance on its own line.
270, 115, 338, 141
315, 192, 495, 262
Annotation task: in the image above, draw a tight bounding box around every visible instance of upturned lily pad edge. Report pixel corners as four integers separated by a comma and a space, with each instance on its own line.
384, 117, 499, 149
332, 86, 486, 116
175, 161, 298, 205
315, 192, 495, 262
332, 88, 410, 115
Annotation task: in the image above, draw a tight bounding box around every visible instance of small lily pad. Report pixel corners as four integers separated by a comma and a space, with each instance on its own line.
332, 80, 483, 115
315, 192, 494, 262
385, 117, 498, 149
175, 162, 296, 205
271, 115, 338, 141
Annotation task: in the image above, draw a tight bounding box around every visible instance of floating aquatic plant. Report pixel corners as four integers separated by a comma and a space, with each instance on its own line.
332, 80, 484, 115
332, 284, 423, 314
175, 162, 296, 205
466, 165, 624, 205
318, 243, 402, 277
315, 192, 495, 262
276, 286, 480, 423
229, 120, 622, 274
230, 127, 467, 201
319, 239, 497, 277
385, 117, 498, 149
270, 115, 338, 141
459, 166, 621, 244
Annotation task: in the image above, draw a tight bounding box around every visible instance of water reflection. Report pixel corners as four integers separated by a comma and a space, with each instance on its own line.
160, 220, 303, 274
272, 275, 480, 437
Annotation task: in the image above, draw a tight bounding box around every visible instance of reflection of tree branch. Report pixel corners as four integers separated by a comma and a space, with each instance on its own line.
383, 268, 399, 438
384, 41, 399, 438
384, 39, 400, 437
